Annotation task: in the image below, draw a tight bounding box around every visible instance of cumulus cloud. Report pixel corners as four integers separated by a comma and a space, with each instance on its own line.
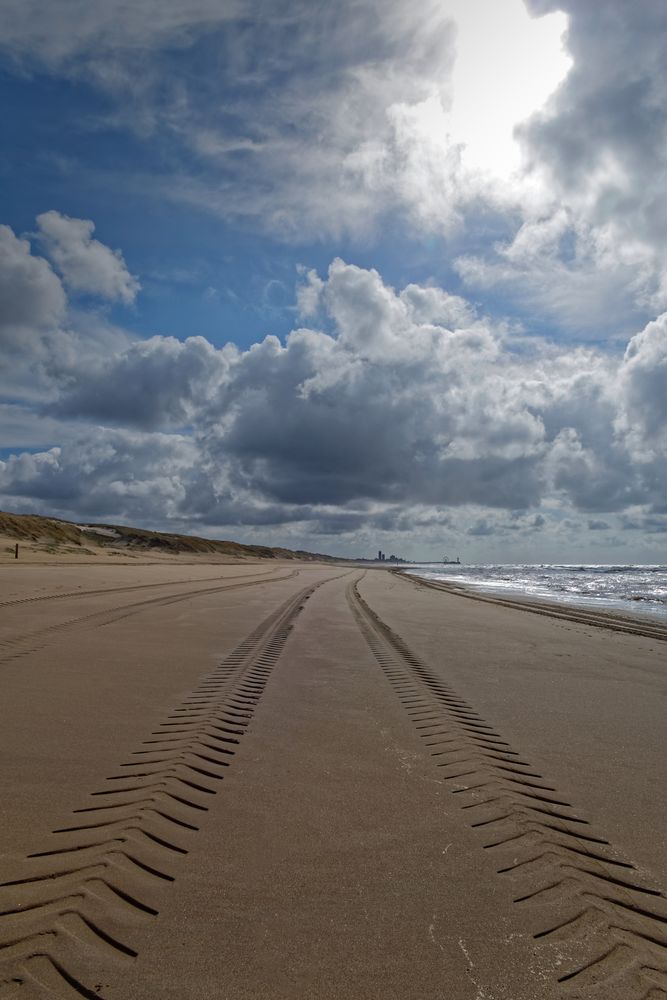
36, 211, 140, 303
3, 1, 667, 560
0, 225, 66, 348
0, 216, 143, 453
0, 429, 196, 520
0, 256, 654, 542
616, 313, 667, 456
0, 206, 665, 554
171, 261, 557, 523
52, 335, 233, 429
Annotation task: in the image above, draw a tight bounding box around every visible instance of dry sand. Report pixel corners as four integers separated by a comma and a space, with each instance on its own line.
0, 560, 665, 999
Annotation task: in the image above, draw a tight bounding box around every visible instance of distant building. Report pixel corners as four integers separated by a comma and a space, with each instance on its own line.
374, 549, 407, 563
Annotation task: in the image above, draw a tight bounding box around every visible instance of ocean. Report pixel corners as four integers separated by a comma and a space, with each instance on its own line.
401, 563, 667, 621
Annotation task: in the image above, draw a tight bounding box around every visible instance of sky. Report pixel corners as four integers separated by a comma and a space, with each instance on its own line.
1, 0, 667, 562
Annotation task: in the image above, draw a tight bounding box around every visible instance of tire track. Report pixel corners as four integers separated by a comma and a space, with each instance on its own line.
397, 571, 667, 644
348, 577, 667, 999
0, 569, 299, 666
0, 566, 287, 612
0, 573, 337, 999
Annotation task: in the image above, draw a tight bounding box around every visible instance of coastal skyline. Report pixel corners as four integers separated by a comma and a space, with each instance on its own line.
1, 0, 666, 562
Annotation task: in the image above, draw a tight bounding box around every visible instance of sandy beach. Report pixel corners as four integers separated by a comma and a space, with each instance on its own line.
0, 560, 665, 1000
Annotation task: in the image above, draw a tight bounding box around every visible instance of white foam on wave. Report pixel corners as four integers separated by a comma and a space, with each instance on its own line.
403, 563, 667, 621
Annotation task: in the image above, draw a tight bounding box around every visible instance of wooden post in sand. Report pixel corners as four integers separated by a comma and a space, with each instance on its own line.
14, 543, 19, 559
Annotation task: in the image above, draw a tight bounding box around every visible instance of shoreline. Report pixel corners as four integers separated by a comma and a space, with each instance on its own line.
397, 567, 667, 641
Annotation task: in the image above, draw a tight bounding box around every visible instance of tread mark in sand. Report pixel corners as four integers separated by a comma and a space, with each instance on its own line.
0, 566, 285, 611
348, 576, 667, 1000
0, 574, 336, 999
0, 570, 300, 666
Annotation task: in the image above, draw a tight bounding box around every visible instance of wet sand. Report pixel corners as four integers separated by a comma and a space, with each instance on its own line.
0, 561, 665, 999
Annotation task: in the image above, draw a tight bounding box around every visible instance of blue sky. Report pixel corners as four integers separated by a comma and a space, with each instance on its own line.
1, 0, 666, 561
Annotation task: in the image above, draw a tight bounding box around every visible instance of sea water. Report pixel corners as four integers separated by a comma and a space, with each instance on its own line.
401, 564, 667, 621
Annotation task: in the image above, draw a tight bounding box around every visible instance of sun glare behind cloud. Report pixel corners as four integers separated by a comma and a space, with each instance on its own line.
448, 0, 571, 177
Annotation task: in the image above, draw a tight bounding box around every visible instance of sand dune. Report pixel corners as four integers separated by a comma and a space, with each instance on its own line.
0, 560, 665, 998
0, 511, 337, 565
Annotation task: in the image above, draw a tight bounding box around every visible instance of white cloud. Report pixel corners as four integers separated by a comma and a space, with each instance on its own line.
0, 403, 77, 449
36, 211, 140, 303
454, 213, 656, 337
0, 225, 66, 347
446, 0, 570, 177
3, 257, 654, 538
3, 0, 667, 560
0, 0, 570, 248
0, 219, 140, 437
0, 429, 196, 519
4, 0, 667, 342
616, 313, 667, 457
0, 212, 665, 556
0, 0, 241, 66
473, 0, 667, 325
52, 334, 234, 429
